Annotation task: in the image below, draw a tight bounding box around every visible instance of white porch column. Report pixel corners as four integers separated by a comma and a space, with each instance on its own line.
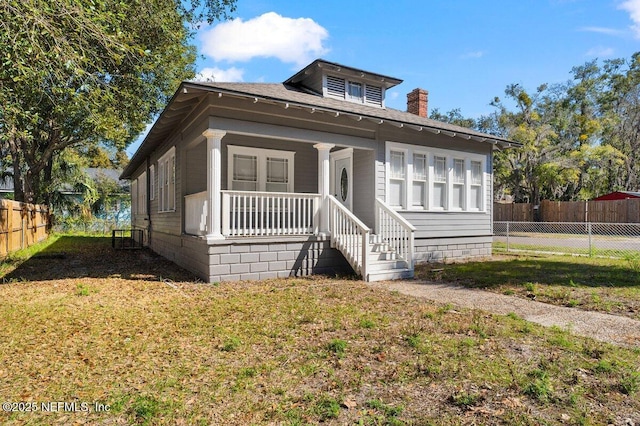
314, 143, 335, 236
203, 129, 227, 241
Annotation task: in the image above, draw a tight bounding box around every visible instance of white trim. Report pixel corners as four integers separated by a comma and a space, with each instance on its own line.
158, 146, 176, 213
227, 145, 295, 192
385, 141, 486, 212
149, 165, 155, 201
323, 74, 386, 108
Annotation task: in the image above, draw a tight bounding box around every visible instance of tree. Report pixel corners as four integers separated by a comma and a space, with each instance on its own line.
599, 53, 640, 191
0, 0, 236, 204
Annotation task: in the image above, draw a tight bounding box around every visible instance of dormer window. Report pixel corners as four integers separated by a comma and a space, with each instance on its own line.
324, 74, 384, 107
348, 82, 362, 101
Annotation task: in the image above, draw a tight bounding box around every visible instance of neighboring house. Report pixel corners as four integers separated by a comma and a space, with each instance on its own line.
121, 59, 516, 282
592, 191, 640, 201
0, 168, 130, 224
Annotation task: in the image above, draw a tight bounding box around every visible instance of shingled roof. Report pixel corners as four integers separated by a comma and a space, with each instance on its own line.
122, 61, 517, 179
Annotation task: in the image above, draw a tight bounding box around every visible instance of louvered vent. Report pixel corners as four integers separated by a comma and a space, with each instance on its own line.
326, 76, 345, 98
365, 85, 383, 106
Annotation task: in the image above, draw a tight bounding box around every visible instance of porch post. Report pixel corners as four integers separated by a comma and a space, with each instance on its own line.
203, 129, 227, 241
314, 143, 335, 236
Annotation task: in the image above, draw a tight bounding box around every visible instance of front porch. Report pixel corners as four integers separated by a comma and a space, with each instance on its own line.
181, 129, 415, 282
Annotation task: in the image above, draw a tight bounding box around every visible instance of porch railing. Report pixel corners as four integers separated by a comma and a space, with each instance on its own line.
185, 191, 208, 236
328, 195, 370, 279
375, 198, 415, 268
221, 190, 321, 237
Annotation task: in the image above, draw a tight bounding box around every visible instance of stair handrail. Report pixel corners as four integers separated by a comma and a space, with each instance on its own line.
375, 198, 415, 269
327, 195, 370, 279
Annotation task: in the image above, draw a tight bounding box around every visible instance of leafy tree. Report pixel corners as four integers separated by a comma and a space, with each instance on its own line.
599, 53, 640, 191
0, 0, 236, 204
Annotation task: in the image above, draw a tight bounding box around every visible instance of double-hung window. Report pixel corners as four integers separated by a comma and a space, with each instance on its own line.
228, 146, 294, 192
388, 150, 406, 208
386, 142, 485, 212
412, 153, 427, 208
149, 165, 155, 201
452, 159, 465, 210
470, 161, 483, 210
433, 156, 447, 209
137, 172, 147, 215
158, 147, 176, 212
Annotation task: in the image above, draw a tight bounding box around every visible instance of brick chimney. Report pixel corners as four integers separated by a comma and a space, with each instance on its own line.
407, 88, 428, 118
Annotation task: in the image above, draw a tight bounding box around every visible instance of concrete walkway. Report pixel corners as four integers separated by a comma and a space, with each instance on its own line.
371, 280, 640, 347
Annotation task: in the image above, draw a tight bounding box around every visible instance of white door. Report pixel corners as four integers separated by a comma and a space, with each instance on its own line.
330, 149, 353, 210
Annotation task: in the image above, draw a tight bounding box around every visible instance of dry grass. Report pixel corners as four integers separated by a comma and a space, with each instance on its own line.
416, 253, 640, 320
0, 236, 639, 425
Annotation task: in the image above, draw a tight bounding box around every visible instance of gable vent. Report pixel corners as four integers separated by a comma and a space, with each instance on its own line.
326, 75, 345, 98
365, 85, 383, 107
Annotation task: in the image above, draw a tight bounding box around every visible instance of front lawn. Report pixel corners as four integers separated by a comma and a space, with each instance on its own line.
1, 236, 639, 425
416, 253, 640, 321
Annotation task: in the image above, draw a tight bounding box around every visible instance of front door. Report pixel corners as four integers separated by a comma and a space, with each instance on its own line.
330, 149, 353, 210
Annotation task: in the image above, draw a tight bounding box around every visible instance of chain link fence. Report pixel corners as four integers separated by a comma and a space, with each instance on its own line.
494, 221, 640, 259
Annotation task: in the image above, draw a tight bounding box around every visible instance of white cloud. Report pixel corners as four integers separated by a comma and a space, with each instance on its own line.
460, 50, 485, 59
579, 26, 624, 36
199, 12, 329, 67
585, 46, 615, 57
619, 0, 640, 38
193, 67, 245, 82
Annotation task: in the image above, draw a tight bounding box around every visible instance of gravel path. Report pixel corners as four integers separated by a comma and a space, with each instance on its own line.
371, 280, 640, 347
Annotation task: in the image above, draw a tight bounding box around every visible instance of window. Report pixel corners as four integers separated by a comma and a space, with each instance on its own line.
131, 179, 137, 215
324, 74, 385, 107
149, 165, 155, 201
266, 157, 289, 192
386, 142, 485, 212
137, 172, 147, 215
412, 153, 427, 208
470, 160, 483, 210
158, 147, 176, 212
452, 159, 465, 210
433, 156, 447, 209
348, 82, 362, 101
232, 154, 258, 191
228, 146, 294, 192
388, 150, 405, 208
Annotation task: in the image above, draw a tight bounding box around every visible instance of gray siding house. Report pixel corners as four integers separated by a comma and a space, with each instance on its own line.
121, 59, 515, 282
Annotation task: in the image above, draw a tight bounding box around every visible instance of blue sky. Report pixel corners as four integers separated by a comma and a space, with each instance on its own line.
128, 0, 640, 156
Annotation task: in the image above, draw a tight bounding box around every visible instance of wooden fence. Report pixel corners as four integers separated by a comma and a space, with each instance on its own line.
494, 199, 640, 223
0, 199, 50, 258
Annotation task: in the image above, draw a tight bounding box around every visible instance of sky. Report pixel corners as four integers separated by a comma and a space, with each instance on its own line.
127, 0, 640, 156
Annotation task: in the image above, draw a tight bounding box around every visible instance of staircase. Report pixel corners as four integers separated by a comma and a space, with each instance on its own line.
328, 196, 415, 282
366, 234, 414, 282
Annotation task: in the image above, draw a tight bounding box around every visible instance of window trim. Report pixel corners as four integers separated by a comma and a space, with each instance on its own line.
227, 145, 295, 192
149, 165, 155, 201
385, 141, 486, 212
158, 146, 176, 213
323, 74, 385, 107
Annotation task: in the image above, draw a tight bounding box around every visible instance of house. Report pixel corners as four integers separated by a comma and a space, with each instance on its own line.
592, 191, 640, 201
121, 59, 516, 282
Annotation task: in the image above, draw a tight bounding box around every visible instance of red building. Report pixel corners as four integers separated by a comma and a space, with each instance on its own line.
592, 191, 640, 201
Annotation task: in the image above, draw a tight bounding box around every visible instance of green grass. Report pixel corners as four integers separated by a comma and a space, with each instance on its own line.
0, 235, 639, 424
416, 252, 640, 320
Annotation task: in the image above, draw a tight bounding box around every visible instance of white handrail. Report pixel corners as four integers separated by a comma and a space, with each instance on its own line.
221, 190, 321, 237
375, 198, 415, 269
328, 195, 370, 279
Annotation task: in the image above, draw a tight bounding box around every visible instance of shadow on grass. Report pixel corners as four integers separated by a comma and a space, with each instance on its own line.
415, 256, 640, 289
1, 235, 198, 283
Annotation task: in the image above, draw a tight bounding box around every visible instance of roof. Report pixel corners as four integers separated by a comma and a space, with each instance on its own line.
122, 61, 518, 179
592, 191, 640, 201
284, 59, 403, 90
